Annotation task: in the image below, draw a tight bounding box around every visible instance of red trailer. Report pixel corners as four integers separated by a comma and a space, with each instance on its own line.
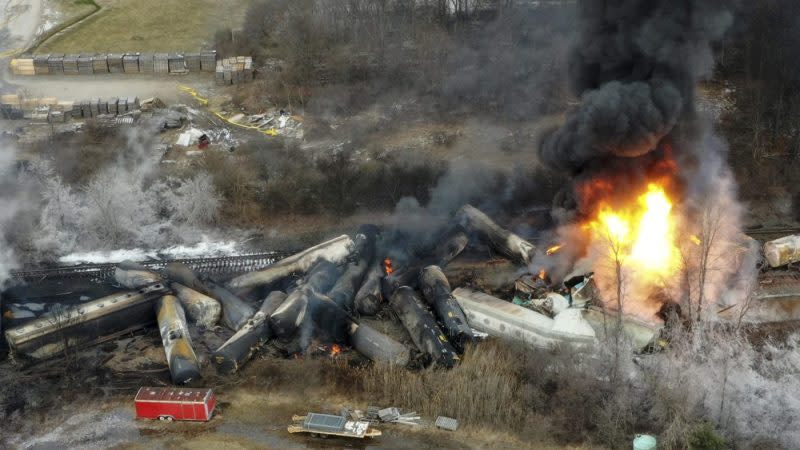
134, 387, 216, 422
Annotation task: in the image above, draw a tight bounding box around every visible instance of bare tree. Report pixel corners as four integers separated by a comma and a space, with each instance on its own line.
46, 304, 82, 374
677, 197, 740, 326
593, 219, 629, 384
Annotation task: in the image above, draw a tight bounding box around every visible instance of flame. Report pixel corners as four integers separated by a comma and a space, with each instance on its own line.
330, 344, 342, 356
689, 235, 701, 246
539, 269, 547, 280
546, 244, 563, 256
587, 183, 680, 283
383, 258, 393, 275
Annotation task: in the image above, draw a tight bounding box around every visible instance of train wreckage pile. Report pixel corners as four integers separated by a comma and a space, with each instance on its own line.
5, 204, 792, 385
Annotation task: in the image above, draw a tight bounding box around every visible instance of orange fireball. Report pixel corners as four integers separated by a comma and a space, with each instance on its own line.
587, 183, 680, 282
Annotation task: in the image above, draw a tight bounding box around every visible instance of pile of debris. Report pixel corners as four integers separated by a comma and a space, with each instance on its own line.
217, 110, 302, 139
9, 203, 767, 385
0, 207, 495, 378
375, 407, 420, 426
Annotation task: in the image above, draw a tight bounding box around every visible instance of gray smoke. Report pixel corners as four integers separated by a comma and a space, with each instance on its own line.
0, 142, 21, 286
539, 0, 735, 171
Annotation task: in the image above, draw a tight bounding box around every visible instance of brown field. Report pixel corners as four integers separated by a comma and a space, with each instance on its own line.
36, 0, 250, 54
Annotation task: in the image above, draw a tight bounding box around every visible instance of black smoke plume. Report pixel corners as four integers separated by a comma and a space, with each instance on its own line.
538, 0, 735, 173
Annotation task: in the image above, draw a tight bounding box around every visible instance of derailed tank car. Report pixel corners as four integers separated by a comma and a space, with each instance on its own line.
4, 283, 169, 359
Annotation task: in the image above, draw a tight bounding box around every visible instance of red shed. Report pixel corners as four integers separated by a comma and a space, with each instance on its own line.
134, 387, 216, 422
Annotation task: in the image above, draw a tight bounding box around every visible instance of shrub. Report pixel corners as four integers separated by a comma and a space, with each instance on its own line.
689, 423, 727, 450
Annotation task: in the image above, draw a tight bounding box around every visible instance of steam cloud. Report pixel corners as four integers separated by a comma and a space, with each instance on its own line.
0, 142, 22, 286
539, 0, 734, 172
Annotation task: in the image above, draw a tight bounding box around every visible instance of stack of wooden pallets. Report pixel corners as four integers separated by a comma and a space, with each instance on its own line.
123, 53, 140, 73
33, 55, 49, 74
215, 56, 254, 85
11, 50, 225, 77
185, 52, 201, 72
154, 53, 169, 74
48, 54, 64, 74
168, 54, 186, 73
78, 55, 93, 74
138, 54, 154, 73
62, 54, 79, 75
92, 54, 108, 73
200, 50, 217, 72
107, 53, 124, 73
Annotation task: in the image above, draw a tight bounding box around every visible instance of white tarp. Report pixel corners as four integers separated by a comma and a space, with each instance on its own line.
175, 128, 206, 146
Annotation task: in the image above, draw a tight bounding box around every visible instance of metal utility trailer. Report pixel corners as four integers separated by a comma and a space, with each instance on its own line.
288, 413, 381, 439
134, 387, 216, 422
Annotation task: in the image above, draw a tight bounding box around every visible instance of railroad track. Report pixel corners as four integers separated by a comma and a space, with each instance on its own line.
10, 252, 293, 281
746, 226, 800, 238
10, 225, 797, 282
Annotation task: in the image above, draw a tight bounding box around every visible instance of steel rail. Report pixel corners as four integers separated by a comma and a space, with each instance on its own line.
9, 251, 294, 281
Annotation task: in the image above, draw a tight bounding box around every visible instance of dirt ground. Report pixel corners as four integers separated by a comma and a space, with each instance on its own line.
2, 385, 555, 450
5, 72, 210, 102
0, 335, 569, 450
35, 0, 250, 54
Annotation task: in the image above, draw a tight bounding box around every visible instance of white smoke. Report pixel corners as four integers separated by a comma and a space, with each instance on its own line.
32, 162, 223, 257
644, 328, 800, 449
0, 141, 23, 286
0, 125, 224, 264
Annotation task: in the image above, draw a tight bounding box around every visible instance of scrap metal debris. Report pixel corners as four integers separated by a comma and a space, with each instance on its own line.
435, 416, 459, 431
4, 204, 792, 390
377, 407, 421, 426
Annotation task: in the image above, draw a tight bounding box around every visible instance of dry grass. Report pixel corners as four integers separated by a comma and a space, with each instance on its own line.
358, 341, 531, 430
48, 1, 98, 30
37, 0, 250, 54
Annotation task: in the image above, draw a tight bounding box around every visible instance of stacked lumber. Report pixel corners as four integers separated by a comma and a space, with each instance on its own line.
92, 54, 108, 73
107, 53, 124, 73
48, 54, 65, 74
1, 94, 19, 105
154, 53, 169, 74
0, 95, 23, 119
123, 53, 140, 73
108, 97, 118, 115
61, 96, 139, 118
185, 52, 201, 72
80, 100, 93, 118
138, 53, 154, 73
215, 56, 254, 85
33, 55, 49, 74
168, 53, 186, 73
200, 50, 216, 71
12, 50, 220, 77
78, 55, 93, 75
63, 54, 79, 74
126, 96, 140, 110
10, 58, 35, 75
